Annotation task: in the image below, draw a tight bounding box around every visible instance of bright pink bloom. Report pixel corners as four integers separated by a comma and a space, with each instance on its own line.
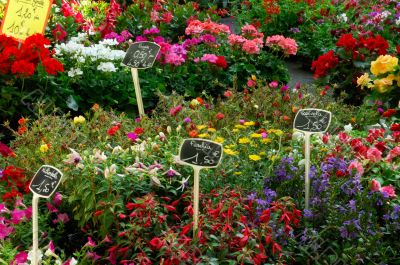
381, 185, 396, 198
370, 179, 381, 191
85, 237, 97, 247
269, 81, 278, 88
53, 192, 62, 207
348, 160, 364, 175
247, 79, 256, 87
366, 147, 382, 162
201, 53, 218, 63
386, 146, 400, 162
169, 105, 182, 116
242, 40, 261, 54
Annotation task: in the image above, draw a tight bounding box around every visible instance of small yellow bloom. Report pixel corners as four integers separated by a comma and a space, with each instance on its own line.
197, 125, 207, 130
190, 99, 200, 106
261, 138, 272, 144
239, 137, 251, 144
224, 148, 239, 155
73, 115, 86, 124
259, 152, 266, 156
268, 129, 283, 136
251, 75, 257, 81
198, 133, 209, 138
249, 154, 261, 161
370, 55, 398, 76
373, 77, 393, 93
269, 155, 278, 161
225, 144, 236, 149
251, 133, 261, 138
244, 121, 255, 126
234, 172, 242, 175
356, 73, 371, 88
235, 124, 246, 129
207, 128, 216, 132
232, 129, 239, 133
39, 144, 49, 153
215, 137, 225, 143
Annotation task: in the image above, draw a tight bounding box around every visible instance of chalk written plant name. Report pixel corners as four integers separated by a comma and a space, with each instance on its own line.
122, 41, 161, 69
294, 109, 331, 133
179, 139, 223, 168
29, 165, 63, 198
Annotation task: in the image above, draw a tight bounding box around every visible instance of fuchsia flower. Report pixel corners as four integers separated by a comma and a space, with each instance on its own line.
269, 81, 278, 88
53, 192, 63, 207
247, 79, 256, 87
85, 237, 97, 247
11, 251, 28, 264
127, 132, 138, 142
169, 105, 182, 116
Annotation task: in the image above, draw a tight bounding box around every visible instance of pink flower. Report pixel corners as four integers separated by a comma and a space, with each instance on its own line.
169, 105, 182, 116
11, 251, 28, 264
127, 132, 138, 142
47, 203, 59, 213
201, 53, 218, 63
53, 192, 62, 207
247, 79, 256, 87
242, 40, 261, 54
381, 185, 396, 198
227, 34, 246, 46
143, 27, 160, 35
370, 179, 381, 191
366, 147, 382, 162
11, 209, 26, 224
224, 90, 233, 97
0, 223, 14, 239
269, 81, 278, 88
85, 237, 97, 247
348, 160, 364, 175
386, 146, 400, 162
165, 52, 185, 66
53, 213, 70, 224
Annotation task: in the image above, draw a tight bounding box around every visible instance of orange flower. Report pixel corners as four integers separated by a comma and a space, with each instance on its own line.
18, 126, 27, 135
189, 130, 198, 138
18, 117, 26, 125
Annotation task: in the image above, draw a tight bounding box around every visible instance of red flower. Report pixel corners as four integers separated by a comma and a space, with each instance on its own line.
224, 90, 233, 97
215, 55, 228, 68
216, 112, 225, 120
149, 237, 164, 250
18, 117, 26, 125
18, 126, 27, 135
52, 24, 67, 42
188, 130, 198, 138
397, 45, 400, 55
0, 142, 15, 157
311, 50, 338, 78
134, 127, 144, 135
11, 60, 35, 77
382, 109, 396, 118
336, 33, 357, 52
390, 123, 400, 131
107, 125, 120, 136
41, 58, 64, 75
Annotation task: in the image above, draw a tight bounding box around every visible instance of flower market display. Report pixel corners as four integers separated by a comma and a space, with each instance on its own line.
0, 0, 399, 264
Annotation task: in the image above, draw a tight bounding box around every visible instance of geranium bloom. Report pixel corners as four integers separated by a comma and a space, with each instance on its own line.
381, 185, 396, 198
52, 24, 67, 42
311, 50, 339, 78
41, 58, 64, 75
336, 33, 357, 52
11, 60, 35, 77
366, 147, 382, 162
0, 142, 15, 157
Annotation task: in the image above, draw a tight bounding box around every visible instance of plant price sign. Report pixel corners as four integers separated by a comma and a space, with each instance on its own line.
0, 0, 53, 41
123, 41, 161, 69
29, 165, 63, 198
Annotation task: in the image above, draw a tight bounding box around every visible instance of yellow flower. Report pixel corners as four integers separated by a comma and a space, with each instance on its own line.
259, 152, 266, 156
356, 73, 371, 88
373, 77, 393, 93
39, 144, 49, 153
370, 55, 398, 76
232, 129, 239, 133
197, 125, 207, 130
249, 154, 261, 161
244, 121, 255, 126
239, 137, 251, 144
198, 133, 209, 138
234, 172, 242, 175
73, 115, 86, 124
251, 75, 257, 81
215, 137, 225, 143
251, 133, 261, 138
190, 99, 200, 106
268, 129, 283, 136
261, 138, 272, 144
235, 124, 246, 129
207, 128, 216, 132
224, 148, 239, 155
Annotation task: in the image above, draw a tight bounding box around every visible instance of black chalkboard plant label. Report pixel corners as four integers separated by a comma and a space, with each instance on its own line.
29, 165, 63, 198
179, 139, 223, 168
293, 108, 332, 133
123, 41, 161, 69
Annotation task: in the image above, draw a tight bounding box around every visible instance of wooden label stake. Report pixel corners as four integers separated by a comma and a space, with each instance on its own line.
293, 108, 331, 210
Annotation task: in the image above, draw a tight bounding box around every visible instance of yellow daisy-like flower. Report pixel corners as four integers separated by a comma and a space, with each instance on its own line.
39, 144, 49, 153
244, 121, 255, 126
235, 124, 246, 129
356, 73, 371, 88
197, 125, 207, 130
73, 115, 86, 124
207, 128, 216, 132
261, 138, 272, 144
239, 137, 251, 144
251, 133, 261, 138
234, 172, 242, 175
370, 55, 398, 76
232, 129, 239, 133
215, 137, 225, 143
198, 133, 209, 138
224, 148, 239, 155
225, 144, 236, 149
249, 154, 261, 161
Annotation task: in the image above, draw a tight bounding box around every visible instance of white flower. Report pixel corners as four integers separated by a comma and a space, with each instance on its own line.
27, 249, 43, 262
396, 18, 400, 26
104, 164, 117, 179
176, 176, 190, 192
292, 131, 304, 141
97, 62, 116, 72
99, 38, 119, 46
92, 150, 107, 163
344, 123, 353, 132
298, 159, 305, 166
67, 68, 83, 77
338, 13, 348, 23
176, 125, 181, 132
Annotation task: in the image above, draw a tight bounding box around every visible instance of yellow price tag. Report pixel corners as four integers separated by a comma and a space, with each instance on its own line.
0, 0, 53, 42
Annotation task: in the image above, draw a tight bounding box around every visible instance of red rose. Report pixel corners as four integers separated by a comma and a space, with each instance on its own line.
149, 237, 164, 250
42, 58, 64, 75
215, 55, 228, 69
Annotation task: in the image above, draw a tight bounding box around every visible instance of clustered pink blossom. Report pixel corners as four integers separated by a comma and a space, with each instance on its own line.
104, 30, 132, 43
185, 20, 231, 36
370, 179, 396, 198
227, 25, 265, 55
265, 35, 298, 56
201, 54, 218, 63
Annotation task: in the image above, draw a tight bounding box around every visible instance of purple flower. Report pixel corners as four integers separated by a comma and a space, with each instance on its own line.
348, 200, 356, 212
303, 209, 313, 218
183, 117, 192, 123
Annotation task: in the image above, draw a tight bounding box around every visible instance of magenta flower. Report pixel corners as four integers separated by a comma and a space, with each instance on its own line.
53, 192, 63, 207
53, 213, 70, 224
127, 132, 138, 142
169, 105, 182, 116
0, 223, 14, 239
143, 27, 160, 35
11, 251, 28, 264
86, 251, 101, 260
11, 209, 26, 224
183, 117, 192, 123
85, 237, 97, 247
269, 81, 278, 88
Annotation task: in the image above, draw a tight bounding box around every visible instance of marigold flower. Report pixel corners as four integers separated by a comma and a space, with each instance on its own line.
249, 154, 261, 161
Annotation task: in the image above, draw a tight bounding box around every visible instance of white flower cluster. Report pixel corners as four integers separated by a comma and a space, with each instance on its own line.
54, 33, 126, 75
338, 13, 348, 23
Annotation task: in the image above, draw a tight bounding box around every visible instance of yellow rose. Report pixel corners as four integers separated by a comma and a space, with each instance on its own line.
73, 115, 86, 124
373, 77, 393, 93
356, 73, 371, 88
39, 144, 49, 153
370, 55, 398, 76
